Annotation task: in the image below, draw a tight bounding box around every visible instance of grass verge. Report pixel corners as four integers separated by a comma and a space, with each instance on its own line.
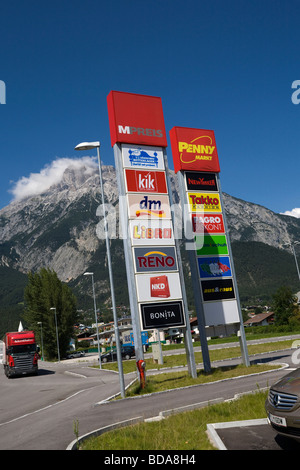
80, 390, 269, 450
124, 363, 280, 396
99, 339, 292, 374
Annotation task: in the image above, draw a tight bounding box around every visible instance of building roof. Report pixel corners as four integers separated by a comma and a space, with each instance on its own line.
244, 311, 274, 325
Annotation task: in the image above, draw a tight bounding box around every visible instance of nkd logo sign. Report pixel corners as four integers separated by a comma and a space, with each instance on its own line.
136, 272, 182, 302
133, 246, 178, 273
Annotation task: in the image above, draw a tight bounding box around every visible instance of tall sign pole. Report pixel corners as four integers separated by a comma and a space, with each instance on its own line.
170, 127, 249, 367
107, 92, 197, 382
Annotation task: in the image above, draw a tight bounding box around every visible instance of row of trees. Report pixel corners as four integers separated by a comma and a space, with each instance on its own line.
23, 268, 77, 360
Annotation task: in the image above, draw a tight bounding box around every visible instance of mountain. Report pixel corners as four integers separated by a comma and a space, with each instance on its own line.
1, 162, 300, 334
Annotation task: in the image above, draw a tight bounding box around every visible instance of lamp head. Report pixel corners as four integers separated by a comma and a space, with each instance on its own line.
74, 141, 100, 151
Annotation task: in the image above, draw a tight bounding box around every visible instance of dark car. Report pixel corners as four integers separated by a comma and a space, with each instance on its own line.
265, 367, 300, 441
101, 346, 135, 363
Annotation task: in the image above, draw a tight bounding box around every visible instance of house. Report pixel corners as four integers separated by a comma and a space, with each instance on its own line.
244, 311, 274, 327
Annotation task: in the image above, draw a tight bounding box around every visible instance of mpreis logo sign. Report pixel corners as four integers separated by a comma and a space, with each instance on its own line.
170, 127, 220, 173
107, 91, 167, 147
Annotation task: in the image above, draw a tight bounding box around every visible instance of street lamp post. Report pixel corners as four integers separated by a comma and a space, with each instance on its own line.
84, 272, 102, 369
50, 307, 60, 362
37, 321, 44, 361
75, 141, 125, 398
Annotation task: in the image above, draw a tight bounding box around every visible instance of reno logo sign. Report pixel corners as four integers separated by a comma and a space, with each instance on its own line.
170, 127, 220, 173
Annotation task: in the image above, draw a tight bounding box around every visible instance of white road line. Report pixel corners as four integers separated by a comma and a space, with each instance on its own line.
0, 386, 95, 427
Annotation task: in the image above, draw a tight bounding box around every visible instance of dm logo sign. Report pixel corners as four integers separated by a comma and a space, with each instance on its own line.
127, 194, 171, 219
122, 144, 164, 170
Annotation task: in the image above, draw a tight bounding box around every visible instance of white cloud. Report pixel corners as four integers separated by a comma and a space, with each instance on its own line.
281, 208, 300, 218
10, 156, 97, 201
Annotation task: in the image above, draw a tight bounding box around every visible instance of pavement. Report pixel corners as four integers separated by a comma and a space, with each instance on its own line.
207, 419, 300, 450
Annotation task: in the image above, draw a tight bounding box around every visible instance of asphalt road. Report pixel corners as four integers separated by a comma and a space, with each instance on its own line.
0, 339, 298, 450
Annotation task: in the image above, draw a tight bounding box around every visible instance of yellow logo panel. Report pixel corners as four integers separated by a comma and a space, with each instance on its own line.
188, 192, 221, 212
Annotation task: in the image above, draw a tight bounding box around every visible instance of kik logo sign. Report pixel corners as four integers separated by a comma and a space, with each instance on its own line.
125, 169, 168, 193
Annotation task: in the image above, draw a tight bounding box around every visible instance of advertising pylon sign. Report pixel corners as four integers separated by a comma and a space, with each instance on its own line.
170, 126, 249, 367
107, 91, 197, 378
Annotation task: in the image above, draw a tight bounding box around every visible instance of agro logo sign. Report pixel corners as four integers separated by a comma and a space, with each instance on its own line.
197, 256, 232, 278
122, 144, 165, 170
140, 301, 185, 329
195, 234, 228, 256
170, 127, 220, 173
125, 169, 168, 193
107, 91, 167, 147
192, 213, 225, 234
201, 278, 235, 301
185, 172, 218, 192
133, 246, 178, 273
127, 194, 171, 219
188, 192, 221, 212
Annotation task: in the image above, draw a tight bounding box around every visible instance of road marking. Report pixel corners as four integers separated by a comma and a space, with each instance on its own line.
64, 371, 88, 378
0, 387, 95, 427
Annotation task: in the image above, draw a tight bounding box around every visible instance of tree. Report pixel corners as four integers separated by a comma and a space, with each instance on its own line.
272, 286, 299, 326
23, 268, 77, 360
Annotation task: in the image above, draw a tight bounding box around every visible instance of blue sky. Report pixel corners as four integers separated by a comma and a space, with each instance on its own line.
0, 0, 300, 216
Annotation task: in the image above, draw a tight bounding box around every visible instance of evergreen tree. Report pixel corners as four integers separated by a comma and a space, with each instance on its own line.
272, 285, 299, 326
23, 268, 77, 360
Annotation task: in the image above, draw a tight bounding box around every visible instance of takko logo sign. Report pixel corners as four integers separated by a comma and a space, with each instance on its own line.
170, 127, 220, 173
188, 192, 221, 212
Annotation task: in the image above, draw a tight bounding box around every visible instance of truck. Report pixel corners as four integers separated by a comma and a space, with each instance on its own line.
3, 330, 39, 378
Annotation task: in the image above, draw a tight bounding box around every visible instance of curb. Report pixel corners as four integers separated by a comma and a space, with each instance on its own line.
206, 418, 269, 450
66, 416, 144, 450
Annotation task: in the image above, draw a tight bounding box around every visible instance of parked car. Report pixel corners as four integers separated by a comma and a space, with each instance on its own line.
101, 346, 135, 363
67, 351, 85, 359
265, 368, 300, 441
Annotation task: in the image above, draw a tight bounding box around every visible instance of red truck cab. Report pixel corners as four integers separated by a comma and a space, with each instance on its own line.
3, 331, 39, 378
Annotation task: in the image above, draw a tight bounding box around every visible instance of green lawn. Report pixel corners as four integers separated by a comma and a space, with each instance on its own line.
80, 390, 269, 450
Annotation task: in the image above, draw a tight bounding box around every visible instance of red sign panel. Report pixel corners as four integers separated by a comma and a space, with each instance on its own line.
169, 127, 220, 173
192, 213, 225, 234
125, 169, 168, 193
107, 90, 167, 147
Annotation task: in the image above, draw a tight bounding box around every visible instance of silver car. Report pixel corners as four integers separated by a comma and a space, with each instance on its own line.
265, 368, 300, 441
